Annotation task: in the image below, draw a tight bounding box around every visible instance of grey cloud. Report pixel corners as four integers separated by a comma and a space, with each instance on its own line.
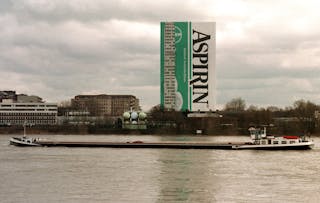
9, 0, 204, 24
1, 0, 320, 110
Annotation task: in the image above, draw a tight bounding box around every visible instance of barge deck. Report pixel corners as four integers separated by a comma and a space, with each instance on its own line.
35, 141, 238, 149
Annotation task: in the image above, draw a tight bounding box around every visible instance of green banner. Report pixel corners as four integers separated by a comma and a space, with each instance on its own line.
160, 22, 215, 111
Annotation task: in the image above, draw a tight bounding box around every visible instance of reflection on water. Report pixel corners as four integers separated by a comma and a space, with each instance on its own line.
157, 150, 216, 202
0, 135, 320, 202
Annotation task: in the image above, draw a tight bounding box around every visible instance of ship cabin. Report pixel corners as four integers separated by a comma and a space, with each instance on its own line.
248, 127, 304, 145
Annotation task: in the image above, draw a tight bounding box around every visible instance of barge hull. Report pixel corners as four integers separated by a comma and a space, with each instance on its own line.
10, 139, 314, 150
233, 144, 313, 150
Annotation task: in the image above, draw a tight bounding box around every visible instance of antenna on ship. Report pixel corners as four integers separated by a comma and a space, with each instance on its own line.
23, 119, 27, 138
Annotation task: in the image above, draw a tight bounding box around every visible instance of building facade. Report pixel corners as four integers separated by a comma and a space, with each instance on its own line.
71, 94, 140, 117
160, 22, 216, 112
0, 102, 58, 126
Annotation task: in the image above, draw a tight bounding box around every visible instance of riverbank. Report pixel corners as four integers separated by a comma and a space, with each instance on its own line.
0, 125, 241, 136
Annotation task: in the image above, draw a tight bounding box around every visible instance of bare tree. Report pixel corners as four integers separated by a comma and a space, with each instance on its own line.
224, 97, 246, 112
58, 100, 71, 107
247, 105, 258, 112
293, 99, 319, 133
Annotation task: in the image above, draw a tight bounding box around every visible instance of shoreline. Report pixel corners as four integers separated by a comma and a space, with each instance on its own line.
0, 126, 243, 136
1, 130, 319, 137
1, 126, 319, 137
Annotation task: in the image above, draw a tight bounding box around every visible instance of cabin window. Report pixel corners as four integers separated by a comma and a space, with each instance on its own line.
281, 141, 287, 144
273, 141, 279, 144
290, 141, 296, 144
261, 141, 266, 145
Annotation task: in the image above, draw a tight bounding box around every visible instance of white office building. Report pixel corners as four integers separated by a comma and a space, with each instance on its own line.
0, 102, 58, 126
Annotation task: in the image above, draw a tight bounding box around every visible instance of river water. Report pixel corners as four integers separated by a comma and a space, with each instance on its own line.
0, 134, 320, 203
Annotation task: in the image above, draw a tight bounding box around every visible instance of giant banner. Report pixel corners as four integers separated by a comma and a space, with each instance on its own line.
161, 22, 215, 112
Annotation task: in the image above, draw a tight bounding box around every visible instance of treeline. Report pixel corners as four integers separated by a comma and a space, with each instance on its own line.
148, 98, 320, 135
3, 98, 319, 136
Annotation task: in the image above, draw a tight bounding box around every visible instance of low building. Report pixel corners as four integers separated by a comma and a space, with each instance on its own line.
58, 111, 95, 125
17, 94, 43, 103
0, 91, 43, 103
0, 91, 17, 102
0, 102, 58, 126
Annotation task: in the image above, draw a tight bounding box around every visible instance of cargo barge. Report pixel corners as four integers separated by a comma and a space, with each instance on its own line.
9, 126, 314, 150
10, 137, 236, 149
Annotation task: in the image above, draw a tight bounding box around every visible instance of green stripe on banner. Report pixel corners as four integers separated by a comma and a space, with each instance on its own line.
189, 22, 192, 111
160, 22, 165, 108
174, 22, 189, 111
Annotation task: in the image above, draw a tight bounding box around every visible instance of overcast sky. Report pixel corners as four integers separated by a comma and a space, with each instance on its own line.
1, 0, 320, 110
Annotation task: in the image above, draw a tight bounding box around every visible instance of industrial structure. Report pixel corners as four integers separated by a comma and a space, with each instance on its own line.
122, 110, 147, 130
160, 22, 216, 112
